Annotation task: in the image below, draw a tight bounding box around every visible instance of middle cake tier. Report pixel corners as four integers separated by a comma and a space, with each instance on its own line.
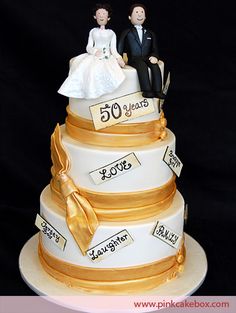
55, 125, 175, 192
50, 126, 176, 222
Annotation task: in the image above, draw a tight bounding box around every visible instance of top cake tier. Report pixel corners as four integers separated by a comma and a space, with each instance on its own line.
65, 63, 167, 147
69, 64, 164, 122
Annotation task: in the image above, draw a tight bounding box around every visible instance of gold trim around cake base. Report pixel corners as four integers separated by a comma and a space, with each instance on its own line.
38, 237, 185, 294
66, 106, 167, 147
50, 175, 176, 222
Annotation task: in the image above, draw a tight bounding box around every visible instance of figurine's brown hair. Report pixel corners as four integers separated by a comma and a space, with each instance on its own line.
93, 3, 112, 17
129, 3, 147, 16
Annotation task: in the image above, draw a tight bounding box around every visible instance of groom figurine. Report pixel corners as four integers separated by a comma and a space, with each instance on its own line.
118, 3, 165, 99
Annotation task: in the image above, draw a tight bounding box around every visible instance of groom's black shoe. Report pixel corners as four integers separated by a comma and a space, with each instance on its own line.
142, 91, 155, 98
155, 92, 166, 99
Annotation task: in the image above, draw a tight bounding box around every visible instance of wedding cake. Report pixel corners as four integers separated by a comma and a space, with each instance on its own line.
36, 4, 186, 295
36, 62, 185, 294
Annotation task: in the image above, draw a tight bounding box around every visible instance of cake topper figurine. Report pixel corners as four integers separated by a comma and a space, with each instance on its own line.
58, 3, 125, 99
118, 3, 165, 99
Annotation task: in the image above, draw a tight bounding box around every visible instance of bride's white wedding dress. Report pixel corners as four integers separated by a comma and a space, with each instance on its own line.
58, 28, 125, 99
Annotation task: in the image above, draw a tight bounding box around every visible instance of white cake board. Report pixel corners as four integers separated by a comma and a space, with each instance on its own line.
19, 233, 207, 313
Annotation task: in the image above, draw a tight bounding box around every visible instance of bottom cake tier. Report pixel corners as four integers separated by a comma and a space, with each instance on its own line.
38, 186, 186, 294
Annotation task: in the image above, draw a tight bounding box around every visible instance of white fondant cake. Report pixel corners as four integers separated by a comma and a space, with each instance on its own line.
37, 9, 185, 293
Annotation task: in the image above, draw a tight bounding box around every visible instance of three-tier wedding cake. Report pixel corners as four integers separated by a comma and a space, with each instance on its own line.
37, 62, 186, 294
35, 3, 186, 295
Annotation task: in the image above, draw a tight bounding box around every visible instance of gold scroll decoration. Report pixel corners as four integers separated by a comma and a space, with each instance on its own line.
66, 106, 167, 147
38, 235, 185, 294
51, 124, 99, 255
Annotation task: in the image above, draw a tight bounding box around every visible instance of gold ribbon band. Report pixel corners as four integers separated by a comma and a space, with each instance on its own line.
38, 238, 185, 294
51, 125, 99, 255
50, 175, 176, 221
66, 106, 167, 147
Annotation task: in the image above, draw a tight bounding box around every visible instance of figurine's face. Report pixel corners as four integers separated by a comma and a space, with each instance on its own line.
129, 6, 146, 25
94, 8, 110, 26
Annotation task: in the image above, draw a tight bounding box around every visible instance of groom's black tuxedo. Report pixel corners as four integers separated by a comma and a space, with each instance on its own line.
118, 26, 163, 97
118, 27, 159, 59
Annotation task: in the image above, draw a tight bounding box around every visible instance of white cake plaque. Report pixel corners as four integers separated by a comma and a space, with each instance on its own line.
184, 203, 188, 225
163, 72, 170, 96
86, 230, 134, 262
89, 153, 141, 185
163, 146, 183, 177
35, 214, 67, 250
152, 221, 181, 249
90, 92, 155, 130
159, 72, 170, 111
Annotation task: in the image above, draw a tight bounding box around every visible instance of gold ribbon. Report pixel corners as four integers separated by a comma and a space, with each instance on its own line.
50, 175, 176, 222
66, 106, 167, 147
51, 125, 99, 255
38, 237, 185, 294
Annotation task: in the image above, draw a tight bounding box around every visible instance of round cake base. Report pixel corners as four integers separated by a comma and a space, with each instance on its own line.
19, 233, 207, 312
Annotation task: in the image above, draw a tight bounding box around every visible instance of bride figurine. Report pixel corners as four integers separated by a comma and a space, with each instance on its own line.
58, 3, 125, 99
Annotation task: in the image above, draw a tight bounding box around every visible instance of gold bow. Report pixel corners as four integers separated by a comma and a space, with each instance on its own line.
51, 124, 99, 255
